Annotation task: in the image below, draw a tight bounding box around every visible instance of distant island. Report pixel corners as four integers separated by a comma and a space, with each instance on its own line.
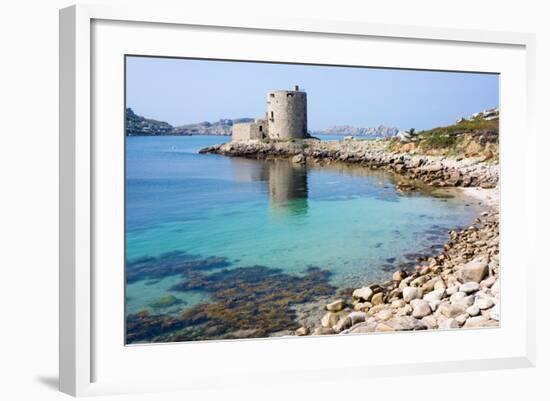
126, 108, 400, 138
125, 108, 254, 136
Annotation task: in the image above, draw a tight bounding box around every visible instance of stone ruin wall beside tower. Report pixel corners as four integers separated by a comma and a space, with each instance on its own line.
231, 119, 266, 142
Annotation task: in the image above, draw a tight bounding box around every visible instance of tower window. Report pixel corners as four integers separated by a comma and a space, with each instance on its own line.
270, 111, 274, 120
269, 93, 275, 98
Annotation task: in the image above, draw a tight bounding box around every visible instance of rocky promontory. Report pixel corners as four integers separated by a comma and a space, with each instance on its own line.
199, 139, 499, 189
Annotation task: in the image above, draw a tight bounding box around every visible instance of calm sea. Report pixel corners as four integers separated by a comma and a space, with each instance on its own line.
125, 135, 481, 333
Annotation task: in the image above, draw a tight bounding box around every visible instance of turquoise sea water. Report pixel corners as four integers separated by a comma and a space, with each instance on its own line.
125, 136, 481, 330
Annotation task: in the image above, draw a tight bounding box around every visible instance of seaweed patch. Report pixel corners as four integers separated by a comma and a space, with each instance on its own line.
126, 265, 335, 343
126, 250, 231, 283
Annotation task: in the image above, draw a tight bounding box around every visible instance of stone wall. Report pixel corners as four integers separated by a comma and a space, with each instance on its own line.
232, 121, 266, 142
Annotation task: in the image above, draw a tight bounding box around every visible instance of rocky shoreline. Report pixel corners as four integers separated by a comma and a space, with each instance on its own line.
199, 139, 499, 189
296, 204, 500, 336
200, 138, 500, 336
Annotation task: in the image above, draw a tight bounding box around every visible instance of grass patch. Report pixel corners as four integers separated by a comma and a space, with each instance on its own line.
418, 117, 498, 151
421, 132, 460, 149
419, 117, 498, 138
386, 138, 401, 152
384, 117, 499, 157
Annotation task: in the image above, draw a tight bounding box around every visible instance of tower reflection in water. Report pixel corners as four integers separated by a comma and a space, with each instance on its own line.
230, 158, 308, 216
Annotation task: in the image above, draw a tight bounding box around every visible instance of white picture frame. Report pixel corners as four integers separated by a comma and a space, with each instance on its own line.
59, 4, 536, 397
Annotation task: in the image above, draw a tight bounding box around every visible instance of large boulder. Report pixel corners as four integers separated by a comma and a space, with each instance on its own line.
439, 318, 459, 329
474, 298, 494, 310
452, 295, 474, 309
326, 299, 345, 312
384, 316, 428, 331
346, 322, 378, 334
370, 292, 385, 305
456, 257, 489, 283
423, 288, 445, 302
446, 170, 462, 186
332, 312, 367, 332
459, 281, 481, 294
412, 300, 432, 318
463, 316, 499, 328
374, 309, 393, 321
392, 270, 407, 282
313, 327, 336, 336
466, 305, 480, 316
421, 315, 438, 329
321, 312, 340, 328
352, 287, 374, 302
348, 311, 368, 325
437, 303, 467, 319
450, 291, 467, 303
402, 286, 423, 303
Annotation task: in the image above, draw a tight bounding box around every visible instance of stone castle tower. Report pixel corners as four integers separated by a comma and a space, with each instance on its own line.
266, 85, 307, 139
232, 85, 308, 141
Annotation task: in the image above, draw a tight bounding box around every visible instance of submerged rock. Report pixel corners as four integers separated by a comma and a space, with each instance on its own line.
148, 295, 182, 309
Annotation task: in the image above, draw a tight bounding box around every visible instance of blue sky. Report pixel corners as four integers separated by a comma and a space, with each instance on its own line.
126, 56, 499, 131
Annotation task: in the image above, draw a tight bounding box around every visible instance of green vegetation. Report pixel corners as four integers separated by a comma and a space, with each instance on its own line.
386, 138, 401, 152
421, 131, 461, 149
419, 117, 498, 139
384, 116, 499, 159
417, 117, 498, 151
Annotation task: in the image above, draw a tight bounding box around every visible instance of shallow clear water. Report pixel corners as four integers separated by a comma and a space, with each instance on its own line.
125, 136, 481, 317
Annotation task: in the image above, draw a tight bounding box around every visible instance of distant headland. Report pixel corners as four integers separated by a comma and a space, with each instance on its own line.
125, 106, 399, 138
125, 108, 254, 136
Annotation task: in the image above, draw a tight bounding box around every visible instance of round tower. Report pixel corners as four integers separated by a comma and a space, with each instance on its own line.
266, 85, 307, 139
